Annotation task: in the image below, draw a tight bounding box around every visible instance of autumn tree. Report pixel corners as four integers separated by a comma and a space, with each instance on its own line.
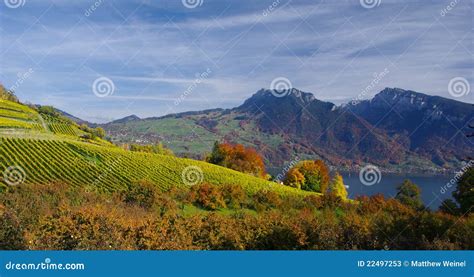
283, 167, 304, 189
330, 173, 348, 200
206, 142, 266, 178
283, 160, 330, 193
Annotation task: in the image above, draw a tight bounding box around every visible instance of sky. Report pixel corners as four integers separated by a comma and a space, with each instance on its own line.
0, 0, 472, 123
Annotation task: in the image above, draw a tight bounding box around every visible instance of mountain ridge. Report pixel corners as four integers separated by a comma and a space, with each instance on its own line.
100, 87, 473, 173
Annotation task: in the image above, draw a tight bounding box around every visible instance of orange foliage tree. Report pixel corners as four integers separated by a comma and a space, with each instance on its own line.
207, 141, 266, 178
283, 160, 330, 193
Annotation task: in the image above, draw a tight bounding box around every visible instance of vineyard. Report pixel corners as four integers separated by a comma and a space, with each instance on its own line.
0, 136, 312, 196
0, 99, 85, 137
41, 114, 84, 136
0, 100, 43, 131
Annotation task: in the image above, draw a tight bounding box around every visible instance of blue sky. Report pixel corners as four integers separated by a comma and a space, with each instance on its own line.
0, 0, 472, 122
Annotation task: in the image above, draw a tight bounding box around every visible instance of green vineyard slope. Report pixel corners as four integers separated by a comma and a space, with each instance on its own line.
0, 137, 312, 196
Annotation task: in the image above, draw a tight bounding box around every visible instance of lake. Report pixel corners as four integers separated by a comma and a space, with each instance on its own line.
341, 173, 455, 210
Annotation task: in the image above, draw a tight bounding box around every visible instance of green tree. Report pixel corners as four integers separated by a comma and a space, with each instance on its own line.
129, 143, 174, 156
330, 173, 348, 200
92, 127, 106, 139
38, 105, 60, 117
439, 199, 460, 215
453, 167, 474, 214
207, 141, 226, 165
395, 180, 424, 210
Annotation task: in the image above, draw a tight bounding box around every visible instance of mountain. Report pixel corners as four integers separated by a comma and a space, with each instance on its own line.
102, 88, 474, 173
349, 88, 473, 166
109, 114, 141, 124
54, 108, 91, 126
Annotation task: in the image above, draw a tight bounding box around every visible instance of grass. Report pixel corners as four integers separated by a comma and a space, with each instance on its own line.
106, 112, 286, 157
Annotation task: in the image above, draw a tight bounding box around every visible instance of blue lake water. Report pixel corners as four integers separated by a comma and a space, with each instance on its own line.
341, 173, 454, 210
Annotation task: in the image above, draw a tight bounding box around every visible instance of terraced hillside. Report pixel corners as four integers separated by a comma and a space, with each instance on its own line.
0, 99, 44, 131
0, 98, 310, 197
0, 137, 310, 196
0, 99, 86, 137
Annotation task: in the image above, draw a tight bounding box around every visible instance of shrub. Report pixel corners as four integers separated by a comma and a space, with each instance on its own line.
303, 195, 323, 210
220, 184, 247, 209
0, 205, 26, 250
122, 180, 158, 209
188, 183, 226, 210
253, 190, 282, 211
320, 192, 343, 209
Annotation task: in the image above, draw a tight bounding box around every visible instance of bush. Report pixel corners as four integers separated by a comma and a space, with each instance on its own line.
122, 180, 158, 209
321, 193, 343, 209
0, 180, 472, 250
220, 184, 247, 209
253, 190, 282, 211
0, 205, 26, 250
188, 183, 226, 210
303, 195, 323, 210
